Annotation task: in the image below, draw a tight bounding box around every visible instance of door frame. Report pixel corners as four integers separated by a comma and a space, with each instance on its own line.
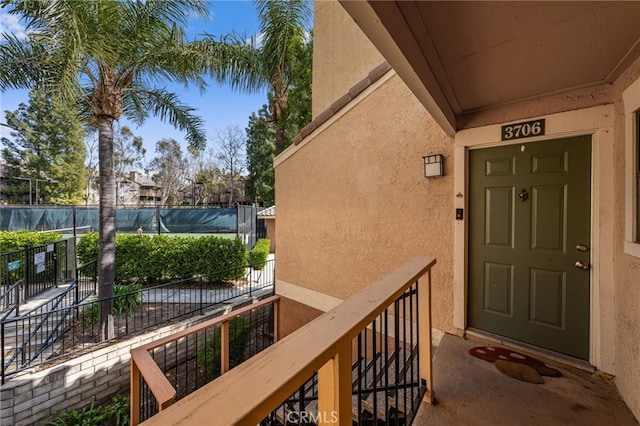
452, 105, 615, 373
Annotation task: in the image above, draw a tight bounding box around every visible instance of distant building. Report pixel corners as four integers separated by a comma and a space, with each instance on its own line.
127, 171, 162, 206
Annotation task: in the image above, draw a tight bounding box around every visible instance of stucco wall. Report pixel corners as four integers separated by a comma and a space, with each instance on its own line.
276, 73, 455, 333
277, 296, 323, 338
312, 1, 385, 118
266, 217, 276, 252
611, 55, 640, 420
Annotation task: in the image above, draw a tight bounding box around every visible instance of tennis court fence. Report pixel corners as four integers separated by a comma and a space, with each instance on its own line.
0, 205, 240, 235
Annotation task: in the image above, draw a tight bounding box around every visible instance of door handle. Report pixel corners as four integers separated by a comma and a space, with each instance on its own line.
574, 261, 590, 271
576, 244, 589, 252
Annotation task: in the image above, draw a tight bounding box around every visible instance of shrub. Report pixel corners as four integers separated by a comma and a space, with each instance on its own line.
197, 316, 251, 378
84, 284, 142, 325
248, 239, 270, 270
84, 296, 99, 326
76, 232, 99, 264
0, 230, 62, 253
46, 396, 129, 426
76, 233, 248, 282
112, 283, 143, 314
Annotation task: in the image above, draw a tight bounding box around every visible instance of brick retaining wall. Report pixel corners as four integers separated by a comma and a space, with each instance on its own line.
0, 303, 238, 425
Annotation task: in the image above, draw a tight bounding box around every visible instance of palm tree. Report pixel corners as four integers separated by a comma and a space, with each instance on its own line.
204, 0, 312, 155
0, 0, 219, 340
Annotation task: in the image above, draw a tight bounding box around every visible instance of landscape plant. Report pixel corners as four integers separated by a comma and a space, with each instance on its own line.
0, 230, 62, 253
248, 238, 270, 270
85, 284, 142, 326
46, 395, 129, 426
76, 233, 247, 282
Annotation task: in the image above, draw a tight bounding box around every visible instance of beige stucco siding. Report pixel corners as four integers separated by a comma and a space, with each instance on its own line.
276, 73, 455, 333
312, 1, 385, 118
266, 218, 276, 252
612, 55, 640, 419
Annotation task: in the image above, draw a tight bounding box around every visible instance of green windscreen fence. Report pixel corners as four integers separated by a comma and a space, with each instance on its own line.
0, 206, 238, 234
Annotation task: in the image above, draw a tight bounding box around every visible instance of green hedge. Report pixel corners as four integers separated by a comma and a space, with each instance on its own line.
76, 232, 99, 264
248, 239, 270, 270
0, 230, 62, 253
77, 233, 247, 282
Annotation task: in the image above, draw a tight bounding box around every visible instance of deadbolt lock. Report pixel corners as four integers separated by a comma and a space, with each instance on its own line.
518, 188, 529, 202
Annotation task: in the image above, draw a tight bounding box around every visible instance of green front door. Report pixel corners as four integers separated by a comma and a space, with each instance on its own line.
468, 136, 591, 359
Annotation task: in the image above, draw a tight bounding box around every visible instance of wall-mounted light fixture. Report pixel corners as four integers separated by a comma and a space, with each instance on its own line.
423, 154, 444, 178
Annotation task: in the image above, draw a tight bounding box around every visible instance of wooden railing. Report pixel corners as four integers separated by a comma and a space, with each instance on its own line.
136, 256, 436, 425
130, 295, 281, 425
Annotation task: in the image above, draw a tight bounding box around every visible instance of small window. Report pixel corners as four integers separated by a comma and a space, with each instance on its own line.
623, 78, 640, 256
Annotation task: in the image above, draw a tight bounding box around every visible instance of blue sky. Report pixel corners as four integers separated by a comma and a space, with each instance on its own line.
0, 1, 288, 162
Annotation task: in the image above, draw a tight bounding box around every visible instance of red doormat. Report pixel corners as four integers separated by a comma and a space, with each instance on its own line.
469, 346, 562, 378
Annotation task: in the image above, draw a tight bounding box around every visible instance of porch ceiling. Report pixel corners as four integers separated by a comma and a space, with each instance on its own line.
340, 1, 640, 135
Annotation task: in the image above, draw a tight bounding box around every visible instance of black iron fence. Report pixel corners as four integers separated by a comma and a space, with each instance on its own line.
137, 300, 277, 422
0, 239, 70, 304
0, 259, 274, 383
0, 260, 96, 383
262, 283, 424, 425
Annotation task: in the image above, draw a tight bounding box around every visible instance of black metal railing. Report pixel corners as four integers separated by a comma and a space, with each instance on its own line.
75, 260, 98, 307
89, 259, 275, 341
0, 259, 274, 383
262, 283, 424, 425
0, 280, 23, 321
0, 260, 97, 383
0, 239, 70, 303
137, 299, 277, 423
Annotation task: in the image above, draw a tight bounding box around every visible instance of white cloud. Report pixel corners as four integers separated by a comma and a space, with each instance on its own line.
0, 13, 27, 39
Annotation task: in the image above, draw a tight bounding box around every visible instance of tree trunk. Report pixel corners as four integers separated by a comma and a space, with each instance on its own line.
274, 123, 286, 156
273, 68, 287, 155
97, 117, 116, 341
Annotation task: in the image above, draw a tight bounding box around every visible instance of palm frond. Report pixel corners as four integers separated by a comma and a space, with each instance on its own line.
0, 33, 48, 90
123, 24, 208, 91
129, 88, 206, 151
195, 34, 265, 94
255, 0, 311, 74
120, 89, 149, 126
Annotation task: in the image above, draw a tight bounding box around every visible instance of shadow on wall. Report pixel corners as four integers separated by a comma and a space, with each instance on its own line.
2, 355, 131, 426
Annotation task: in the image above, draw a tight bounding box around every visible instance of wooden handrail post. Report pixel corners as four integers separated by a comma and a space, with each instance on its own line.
221, 320, 230, 374
317, 340, 351, 425
419, 270, 434, 403
130, 359, 141, 426
273, 298, 279, 342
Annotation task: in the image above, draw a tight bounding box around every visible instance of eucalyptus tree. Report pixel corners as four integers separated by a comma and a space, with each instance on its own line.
207, 0, 312, 155
113, 125, 146, 181
149, 138, 188, 206
0, 0, 221, 340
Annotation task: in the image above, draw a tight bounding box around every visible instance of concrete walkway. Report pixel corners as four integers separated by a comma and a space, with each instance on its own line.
6, 254, 276, 312
142, 256, 275, 303
414, 334, 638, 425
